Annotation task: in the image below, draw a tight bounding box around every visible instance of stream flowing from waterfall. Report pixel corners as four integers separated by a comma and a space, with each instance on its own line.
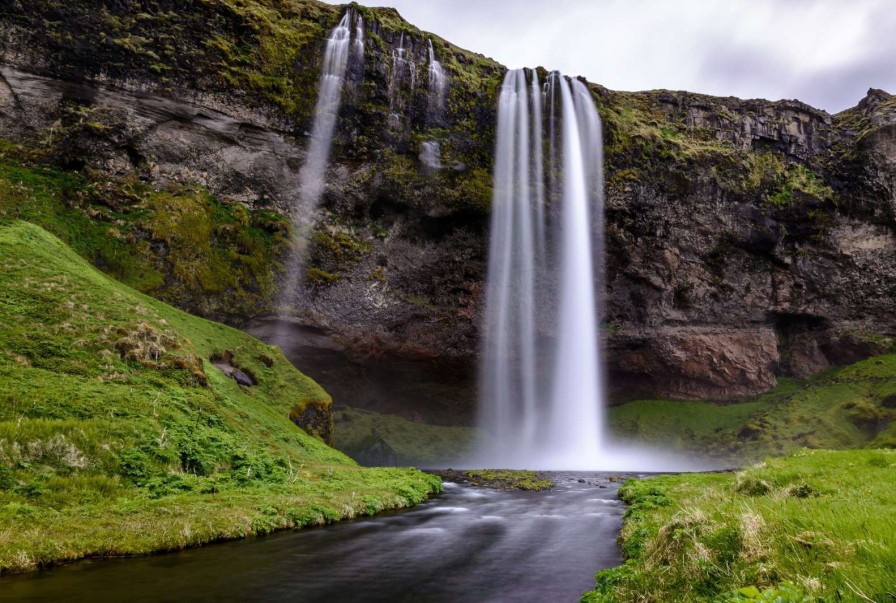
477, 69, 606, 470
0, 475, 630, 603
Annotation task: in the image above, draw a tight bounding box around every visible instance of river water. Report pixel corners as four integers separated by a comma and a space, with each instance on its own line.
1, 473, 635, 602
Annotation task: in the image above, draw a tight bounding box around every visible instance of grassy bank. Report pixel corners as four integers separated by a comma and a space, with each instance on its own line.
0, 221, 440, 573
583, 449, 896, 602
610, 359, 896, 462
333, 355, 896, 467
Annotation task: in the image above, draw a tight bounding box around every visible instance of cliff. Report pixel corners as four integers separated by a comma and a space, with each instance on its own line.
1, 0, 895, 422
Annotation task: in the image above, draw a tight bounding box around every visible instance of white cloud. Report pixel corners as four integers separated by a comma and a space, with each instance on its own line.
328, 0, 894, 112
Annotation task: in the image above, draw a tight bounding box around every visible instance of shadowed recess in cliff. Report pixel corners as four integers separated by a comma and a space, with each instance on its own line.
476, 69, 606, 470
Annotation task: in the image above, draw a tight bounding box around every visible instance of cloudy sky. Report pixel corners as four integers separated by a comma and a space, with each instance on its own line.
339, 0, 895, 113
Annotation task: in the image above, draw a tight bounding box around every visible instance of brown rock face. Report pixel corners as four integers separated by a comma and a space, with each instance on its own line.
612, 328, 779, 399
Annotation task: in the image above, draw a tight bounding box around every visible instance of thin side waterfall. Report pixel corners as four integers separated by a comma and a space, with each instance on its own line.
296, 13, 352, 210
477, 68, 605, 470
279, 11, 360, 306
352, 14, 365, 64
426, 39, 447, 116
388, 31, 416, 128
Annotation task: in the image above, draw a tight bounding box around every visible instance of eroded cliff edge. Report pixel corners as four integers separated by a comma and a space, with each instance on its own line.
1, 0, 895, 422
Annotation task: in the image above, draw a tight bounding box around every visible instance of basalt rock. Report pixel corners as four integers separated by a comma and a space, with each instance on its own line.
1, 1, 895, 419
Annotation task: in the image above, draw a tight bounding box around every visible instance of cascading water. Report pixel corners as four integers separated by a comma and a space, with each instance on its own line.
352, 14, 365, 64
426, 39, 447, 116
296, 12, 352, 210
477, 68, 606, 470
419, 140, 442, 171
280, 10, 361, 304
388, 32, 416, 129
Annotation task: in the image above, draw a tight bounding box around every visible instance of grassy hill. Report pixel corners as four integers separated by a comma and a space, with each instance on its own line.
0, 221, 439, 573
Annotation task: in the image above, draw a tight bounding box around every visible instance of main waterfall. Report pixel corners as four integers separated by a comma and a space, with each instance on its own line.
477, 69, 605, 470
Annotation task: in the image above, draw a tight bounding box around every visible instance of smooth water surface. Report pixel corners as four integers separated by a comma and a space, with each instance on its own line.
0, 473, 630, 603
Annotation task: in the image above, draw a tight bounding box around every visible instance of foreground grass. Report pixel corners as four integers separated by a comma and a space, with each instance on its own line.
583, 449, 896, 602
0, 221, 440, 573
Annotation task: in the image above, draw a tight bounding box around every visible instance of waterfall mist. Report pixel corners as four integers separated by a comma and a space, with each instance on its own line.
476, 68, 607, 470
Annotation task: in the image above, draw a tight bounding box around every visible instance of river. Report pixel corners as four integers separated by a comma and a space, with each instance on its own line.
0, 473, 637, 602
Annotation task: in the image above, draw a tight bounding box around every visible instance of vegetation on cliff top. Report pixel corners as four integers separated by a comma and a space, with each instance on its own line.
0, 221, 440, 573
582, 449, 896, 602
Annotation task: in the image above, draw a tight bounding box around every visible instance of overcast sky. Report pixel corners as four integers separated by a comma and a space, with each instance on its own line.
337, 0, 895, 113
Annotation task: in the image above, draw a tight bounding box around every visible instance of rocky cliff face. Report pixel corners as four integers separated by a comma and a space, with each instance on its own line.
1, 0, 895, 422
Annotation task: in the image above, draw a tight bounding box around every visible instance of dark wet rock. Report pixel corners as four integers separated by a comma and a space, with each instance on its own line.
232, 370, 254, 387
290, 402, 334, 447
212, 352, 257, 387
350, 435, 398, 467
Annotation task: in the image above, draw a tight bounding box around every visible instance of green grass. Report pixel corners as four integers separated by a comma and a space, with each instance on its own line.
582, 449, 896, 602
610, 360, 896, 462
0, 221, 440, 573
333, 406, 474, 467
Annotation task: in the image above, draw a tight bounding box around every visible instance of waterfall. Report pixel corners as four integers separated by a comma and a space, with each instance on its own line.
477, 68, 605, 470
426, 39, 447, 117
296, 12, 352, 211
388, 32, 416, 129
279, 11, 361, 306
352, 14, 365, 64
419, 140, 442, 171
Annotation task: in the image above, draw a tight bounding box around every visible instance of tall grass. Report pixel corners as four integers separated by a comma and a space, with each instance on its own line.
583, 449, 896, 602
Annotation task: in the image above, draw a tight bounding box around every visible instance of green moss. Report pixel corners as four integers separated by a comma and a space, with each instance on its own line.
0, 222, 440, 573
435, 469, 553, 491
0, 153, 289, 320
305, 267, 339, 285
765, 162, 835, 208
